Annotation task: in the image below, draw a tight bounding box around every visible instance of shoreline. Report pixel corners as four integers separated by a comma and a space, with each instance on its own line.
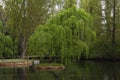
0, 59, 32, 67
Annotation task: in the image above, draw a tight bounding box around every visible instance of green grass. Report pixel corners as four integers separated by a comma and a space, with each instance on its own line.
0, 59, 31, 63
35, 63, 64, 66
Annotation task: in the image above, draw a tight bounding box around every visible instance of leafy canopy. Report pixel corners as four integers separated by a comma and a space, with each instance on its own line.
28, 6, 96, 60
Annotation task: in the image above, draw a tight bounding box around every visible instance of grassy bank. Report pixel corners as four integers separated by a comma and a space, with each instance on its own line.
34, 63, 65, 70
0, 59, 32, 63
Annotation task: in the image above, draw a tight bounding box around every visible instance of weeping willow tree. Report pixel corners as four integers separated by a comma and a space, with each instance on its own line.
28, 6, 96, 61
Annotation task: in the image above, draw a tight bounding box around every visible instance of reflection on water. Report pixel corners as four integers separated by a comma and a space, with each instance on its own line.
0, 61, 120, 80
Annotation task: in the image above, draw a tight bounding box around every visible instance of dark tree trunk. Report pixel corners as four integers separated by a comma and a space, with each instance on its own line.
21, 0, 26, 58
18, 35, 26, 58
112, 0, 116, 45
21, 36, 26, 58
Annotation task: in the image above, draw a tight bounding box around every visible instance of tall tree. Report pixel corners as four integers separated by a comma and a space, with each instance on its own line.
3, 0, 51, 58
82, 0, 120, 57
28, 6, 96, 60
104, 0, 120, 47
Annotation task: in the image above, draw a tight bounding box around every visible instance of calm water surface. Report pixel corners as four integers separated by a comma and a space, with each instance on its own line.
0, 61, 120, 80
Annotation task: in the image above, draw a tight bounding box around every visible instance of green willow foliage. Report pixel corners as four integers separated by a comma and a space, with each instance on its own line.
28, 6, 96, 60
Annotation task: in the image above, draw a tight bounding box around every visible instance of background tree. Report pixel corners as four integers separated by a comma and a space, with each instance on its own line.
0, 21, 13, 58
3, 0, 54, 58
81, 0, 120, 59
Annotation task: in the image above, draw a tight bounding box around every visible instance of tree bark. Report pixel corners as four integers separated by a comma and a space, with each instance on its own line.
21, 35, 26, 58
112, 0, 116, 45
21, 0, 26, 58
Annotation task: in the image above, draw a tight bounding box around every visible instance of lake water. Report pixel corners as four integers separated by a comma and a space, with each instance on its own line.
0, 61, 120, 80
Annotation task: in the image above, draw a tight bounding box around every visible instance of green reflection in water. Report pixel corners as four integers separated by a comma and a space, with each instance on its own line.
0, 61, 120, 80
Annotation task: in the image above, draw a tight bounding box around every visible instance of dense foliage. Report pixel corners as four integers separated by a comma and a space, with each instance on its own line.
0, 0, 120, 60
0, 22, 13, 58
28, 6, 95, 60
